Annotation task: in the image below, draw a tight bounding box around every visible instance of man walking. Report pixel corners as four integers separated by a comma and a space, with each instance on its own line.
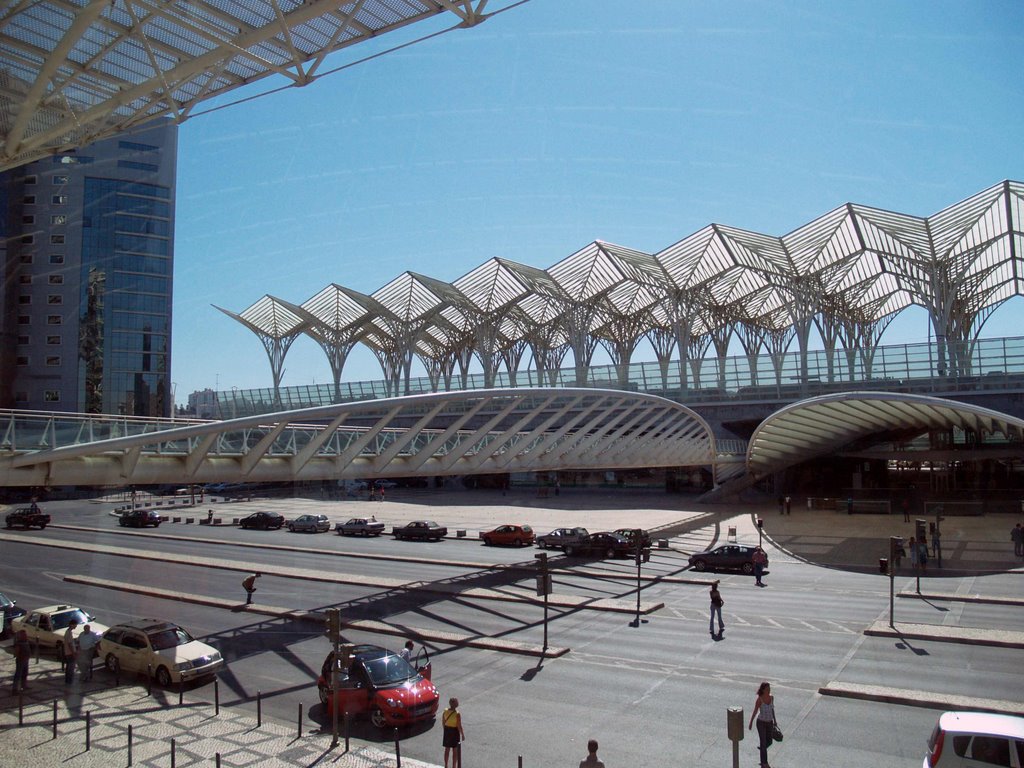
752, 548, 769, 587
1012, 523, 1023, 558
243, 572, 260, 604
709, 581, 725, 638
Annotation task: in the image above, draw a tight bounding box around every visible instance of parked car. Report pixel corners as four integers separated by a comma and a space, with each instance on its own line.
924, 711, 1024, 767
614, 527, 652, 550
288, 514, 331, 533
372, 480, 398, 490
99, 619, 224, 686
535, 527, 589, 550
317, 643, 439, 728
336, 517, 386, 536
0, 592, 26, 638
392, 520, 447, 541
12, 605, 107, 655
688, 544, 763, 574
118, 509, 162, 528
5, 506, 50, 529
565, 531, 636, 559
341, 480, 368, 493
481, 524, 535, 547
238, 511, 285, 530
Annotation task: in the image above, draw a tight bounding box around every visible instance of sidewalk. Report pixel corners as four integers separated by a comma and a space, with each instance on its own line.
0, 646, 440, 768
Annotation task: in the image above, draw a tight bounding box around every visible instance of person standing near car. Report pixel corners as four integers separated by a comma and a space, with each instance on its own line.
752, 547, 768, 587
709, 581, 725, 638
76, 624, 99, 682
11, 629, 30, 694
748, 680, 778, 768
442, 697, 465, 768
62, 619, 78, 684
399, 639, 415, 663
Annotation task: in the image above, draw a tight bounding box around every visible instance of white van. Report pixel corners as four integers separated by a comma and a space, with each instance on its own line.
925, 711, 1024, 767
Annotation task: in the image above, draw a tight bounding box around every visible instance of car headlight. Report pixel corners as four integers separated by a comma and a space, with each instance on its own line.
384, 697, 405, 709
174, 661, 190, 671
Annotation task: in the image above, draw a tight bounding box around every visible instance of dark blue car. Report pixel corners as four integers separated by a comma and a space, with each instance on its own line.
0, 592, 26, 638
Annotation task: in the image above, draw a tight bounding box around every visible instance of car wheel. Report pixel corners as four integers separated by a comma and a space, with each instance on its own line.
288, 524, 295, 532
105, 654, 120, 674
514, 538, 522, 547
692, 559, 707, 572
38, 523, 46, 529
155, 666, 172, 687
153, 522, 160, 528
741, 562, 754, 575
370, 707, 388, 729
483, 537, 491, 546
605, 547, 616, 558
566, 546, 576, 556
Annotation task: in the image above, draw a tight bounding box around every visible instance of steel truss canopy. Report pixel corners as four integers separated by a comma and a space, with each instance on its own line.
747, 392, 1024, 477
0, 0, 517, 171
0, 389, 716, 487
226, 180, 1024, 398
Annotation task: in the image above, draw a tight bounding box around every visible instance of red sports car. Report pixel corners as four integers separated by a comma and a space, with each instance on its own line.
317, 644, 439, 728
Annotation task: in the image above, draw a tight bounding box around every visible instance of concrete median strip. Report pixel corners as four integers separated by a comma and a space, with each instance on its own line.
61, 575, 569, 658
819, 681, 1024, 716
864, 620, 1024, 649
898, 590, 1024, 606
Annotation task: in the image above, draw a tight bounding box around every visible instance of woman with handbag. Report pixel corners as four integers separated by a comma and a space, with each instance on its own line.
748, 680, 780, 768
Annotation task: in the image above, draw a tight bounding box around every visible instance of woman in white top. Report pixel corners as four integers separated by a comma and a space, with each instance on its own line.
748, 680, 776, 768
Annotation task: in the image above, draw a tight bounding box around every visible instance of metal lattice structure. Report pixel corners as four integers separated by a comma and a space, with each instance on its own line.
225, 180, 1023, 402
0, 390, 716, 486
0, 0, 520, 171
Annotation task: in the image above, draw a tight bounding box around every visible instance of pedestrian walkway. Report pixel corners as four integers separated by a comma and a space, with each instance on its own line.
0, 645, 440, 768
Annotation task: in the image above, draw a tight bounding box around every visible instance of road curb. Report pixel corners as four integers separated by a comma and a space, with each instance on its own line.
819, 681, 1024, 716
864, 620, 1024, 649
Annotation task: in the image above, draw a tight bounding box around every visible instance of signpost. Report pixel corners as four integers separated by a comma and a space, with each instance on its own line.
535, 553, 551, 650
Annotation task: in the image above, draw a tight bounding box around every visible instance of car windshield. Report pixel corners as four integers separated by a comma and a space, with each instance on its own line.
362, 654, 418, 687
51, 609, 90, 629
147, 626, 194, 650
0, 593, 14, 608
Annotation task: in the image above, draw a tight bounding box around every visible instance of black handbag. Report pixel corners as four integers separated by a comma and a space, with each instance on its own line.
772, 721, 783, 742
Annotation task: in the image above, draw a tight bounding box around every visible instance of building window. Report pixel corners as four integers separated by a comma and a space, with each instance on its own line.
17, 315, 30, 325
45, 356, 61, 366
24, 175, 37, 185
50, 234, 65, 244
48, 275, 63, 285
19, 275, 31, 284
44, 391, 61, 402
118, 160, 159, 172
21, 235, 34, 244
47, 315, 61, 325
19, 253, 33, 263
15, 392, 28, 403
49, 253, 65, 264
51, 195, 68, 205
118, 140, 159, 152
16, 356, 29, 366
50, 214, 67, 225
17, 335, 30, 345
47, 295, 62, 305
22, 215, 35, 224
52, 174, 69, 184
17, 295, 31, 305
46, 335, 61, 345
23, 195, 35, 204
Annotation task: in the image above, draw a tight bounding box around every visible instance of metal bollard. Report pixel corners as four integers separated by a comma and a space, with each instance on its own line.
394, 727, 401, 767
214, 678, 220, 715
147, 663, 152, 695
171, 738, 176, 768
128, 724, 133, 766
18, 692, 24, 726
344, 711, 350, 752
52, 699, 58, 739
86, 711, 91, 751
216, 754, 221, 768
297, 703, 303, 738
518, 757, 523, 768
257, 690, 262, 728
179, 678, 184, 706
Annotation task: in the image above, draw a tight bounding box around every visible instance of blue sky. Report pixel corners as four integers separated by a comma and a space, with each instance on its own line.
171, 0, 1024, 401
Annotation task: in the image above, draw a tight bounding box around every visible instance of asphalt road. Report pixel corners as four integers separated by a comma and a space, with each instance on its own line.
2, 496, 1022, 767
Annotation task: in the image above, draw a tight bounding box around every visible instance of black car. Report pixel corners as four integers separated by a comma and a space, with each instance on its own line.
688, 544, 763, 574
5, 507, 50, 529
118, 509, 162, 528
239, 511, 285, 530
392, 520, 447, 541
614, 527, 652, 550
566, 531, 636, 559
0, 592, 26, 638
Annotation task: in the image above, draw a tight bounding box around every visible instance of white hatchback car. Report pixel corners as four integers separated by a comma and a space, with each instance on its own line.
925, 711, 1024, 767
99, 619, 224, 687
